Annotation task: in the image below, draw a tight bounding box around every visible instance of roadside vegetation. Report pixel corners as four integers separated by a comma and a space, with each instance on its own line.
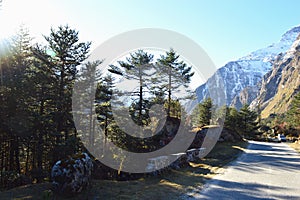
0, 141, 247, 200
258, 92, 300, 143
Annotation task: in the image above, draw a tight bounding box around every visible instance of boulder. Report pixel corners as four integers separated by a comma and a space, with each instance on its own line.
51, 152, 93, 195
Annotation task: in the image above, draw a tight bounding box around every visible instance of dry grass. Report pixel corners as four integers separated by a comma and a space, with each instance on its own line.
0, 141, 248, 200
289, 142, 300, 153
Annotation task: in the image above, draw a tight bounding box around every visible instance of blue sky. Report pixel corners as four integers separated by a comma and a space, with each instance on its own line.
1, 0, 300, 69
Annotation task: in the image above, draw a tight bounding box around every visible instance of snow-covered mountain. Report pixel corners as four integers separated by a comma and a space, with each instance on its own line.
250, 33, 300, 118
195, 26, 300, 107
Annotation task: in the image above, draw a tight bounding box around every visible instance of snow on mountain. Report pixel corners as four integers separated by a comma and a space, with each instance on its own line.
249, 33, 300, 117
240, 26, 300, 62
195, 25, 300, 106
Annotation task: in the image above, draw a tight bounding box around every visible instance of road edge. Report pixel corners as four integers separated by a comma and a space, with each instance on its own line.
181, 140, 251, 199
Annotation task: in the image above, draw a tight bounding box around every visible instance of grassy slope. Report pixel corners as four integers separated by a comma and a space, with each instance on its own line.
0, 141, 248, 200
261, 58, 300, 118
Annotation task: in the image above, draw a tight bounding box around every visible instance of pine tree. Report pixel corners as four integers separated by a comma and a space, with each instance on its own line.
237, 104, 259, 139
224, 106, 239, 130
95, 75, 114, 138
108, 50, 154, 125
39, 25, 90, 145
30, 25, 91, 164
25, 47, 57, 181
192, 98, 213, 127
156, 48, 194, 117
223, 106, 243, 139
72, 60, 102, 152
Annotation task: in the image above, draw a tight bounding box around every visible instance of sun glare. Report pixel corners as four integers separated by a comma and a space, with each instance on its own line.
0, 0, 69, 43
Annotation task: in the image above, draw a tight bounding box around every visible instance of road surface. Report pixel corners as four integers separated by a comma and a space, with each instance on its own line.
184, 141, 300, 200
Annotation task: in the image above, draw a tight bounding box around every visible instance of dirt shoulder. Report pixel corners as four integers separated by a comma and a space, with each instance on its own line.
289, 142, 300, 153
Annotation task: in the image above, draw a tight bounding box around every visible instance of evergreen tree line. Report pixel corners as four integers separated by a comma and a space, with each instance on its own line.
191, 99, 260, 140
193, 94, 300, 140
0, 25, 195, 188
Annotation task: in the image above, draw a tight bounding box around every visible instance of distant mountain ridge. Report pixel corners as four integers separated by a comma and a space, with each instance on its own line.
195, 25, 300, 109
250, 33, 300, 118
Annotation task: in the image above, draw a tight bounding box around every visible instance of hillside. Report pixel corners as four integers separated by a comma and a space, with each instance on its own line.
250, 34, 300, 118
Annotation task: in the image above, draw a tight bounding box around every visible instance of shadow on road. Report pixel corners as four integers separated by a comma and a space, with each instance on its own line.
199, 179, 297, 200
232, 141, 300, 173
186, 141, 300, 200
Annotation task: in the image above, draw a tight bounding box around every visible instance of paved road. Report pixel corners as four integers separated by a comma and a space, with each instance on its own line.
184, 141, 300, 200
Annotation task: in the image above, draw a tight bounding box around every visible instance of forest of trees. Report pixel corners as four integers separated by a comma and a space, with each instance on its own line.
0, 25, 196, 188
0, 25, 92, 188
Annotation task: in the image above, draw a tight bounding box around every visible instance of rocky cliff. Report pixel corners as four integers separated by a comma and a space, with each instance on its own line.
250, 34, 300, 118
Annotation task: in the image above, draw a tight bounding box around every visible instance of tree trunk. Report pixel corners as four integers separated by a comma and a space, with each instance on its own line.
9, 140, 13, 171
57, 65, 65, 144
139, 67, 143, 125
89, 90, 94, 149
25, 140, 30, 175
36, 88, 46, 182
0, 138, 4, 187
15, 137, 20, 174
167, 65, 172, 117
